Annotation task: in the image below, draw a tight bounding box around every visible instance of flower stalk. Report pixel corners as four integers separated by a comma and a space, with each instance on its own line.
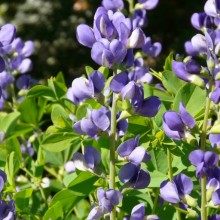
109, 68, 118, 220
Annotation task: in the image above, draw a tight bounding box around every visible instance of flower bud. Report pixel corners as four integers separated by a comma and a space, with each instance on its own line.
184, 194, 198, 207
186, 208, 198, 218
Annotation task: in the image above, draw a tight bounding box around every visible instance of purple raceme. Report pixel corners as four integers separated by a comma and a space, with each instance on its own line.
87, 188, 122, 220
76, 6, 148, 67
163, 102, 196, 140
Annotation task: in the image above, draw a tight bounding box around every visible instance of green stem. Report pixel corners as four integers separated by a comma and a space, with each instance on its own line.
200, 80, 213, 220
127, 0, 134, 14
167, 148, 173, 181
109, 70, 118, 220
152, 188, 159, 214
167, 148, 182, 219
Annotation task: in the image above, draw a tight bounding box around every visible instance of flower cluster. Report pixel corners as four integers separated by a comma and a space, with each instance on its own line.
87, 188, 122, 220
163, 102, 196, 140
0, 24, 35, 109
117, 135, 151, 189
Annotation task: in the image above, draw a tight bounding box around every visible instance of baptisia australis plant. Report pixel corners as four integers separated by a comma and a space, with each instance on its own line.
67, 0, 162, 219
158, 0, 220, 219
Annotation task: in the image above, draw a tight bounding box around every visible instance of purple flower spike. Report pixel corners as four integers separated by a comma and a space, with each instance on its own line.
0, 24, 16, 47
160, 174, 193, 204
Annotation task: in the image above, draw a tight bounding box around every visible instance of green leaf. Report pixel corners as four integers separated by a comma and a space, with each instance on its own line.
68, 172, 98, 196
0, 112, 20, 136
173, 83, 206, 117
76, 103, 89, 120
27, 85, 56, 99
85, 66, 94, 75
43, 201, 63, 220
15, 188, 33, 211
148, 170, 167, 187
5, 152, 18, 186
49, 189, 83, 215
41, 133, 80, 152
149, 148, 168, 174
163, 52, 173, 71
48, 77, 67, 99
18, 97, 39, 125
162, 70, 186, 95
51, 104, 72, 128
98, 66, 109, 78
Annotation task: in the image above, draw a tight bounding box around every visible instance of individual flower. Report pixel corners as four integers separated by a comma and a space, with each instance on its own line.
0, 24, 16, 48
163, 102, 196, 140
0, 199, 16, 220
64, 161, 76, 174
67, 70, 105, 105
20, 142, 35, 157
73, 146, 101, 171
110, 72, 161, 117
137, 0, 159, 10
117, 135, 150, 164
189, 149, 219, 177
191, 12, 213, 31
16, 74, 37, 91
102, 0, 124, 11
123, 203, 145, 220
172, 59, 204, 87
118, 162, 151, 189
87, 188, 122, 220
73, 107, 110, 138
204, 0, 220, 18
160, 173, 194, 205
142, 37, 162, 57
209, 133, 220, 148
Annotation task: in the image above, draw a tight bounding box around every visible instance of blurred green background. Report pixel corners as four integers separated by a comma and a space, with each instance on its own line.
0, 0, 205, 85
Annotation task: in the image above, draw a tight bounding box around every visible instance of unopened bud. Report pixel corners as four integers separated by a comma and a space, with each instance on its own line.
186, 208, 198, 218
184, 194, 198, 207
188, 74, 205, 88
